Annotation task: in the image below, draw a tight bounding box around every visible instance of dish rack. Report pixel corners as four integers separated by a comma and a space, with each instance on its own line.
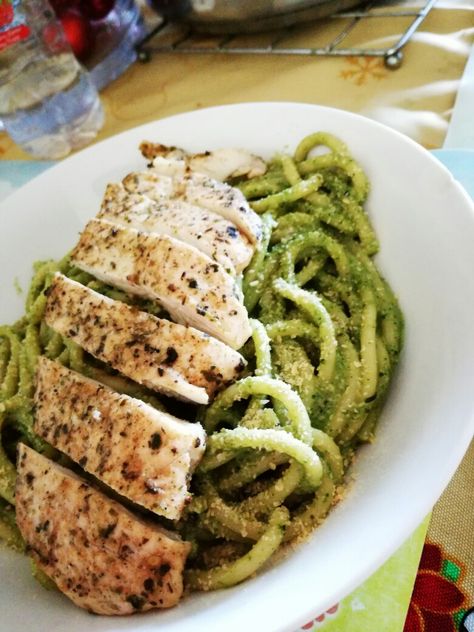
136, 0, 436, 69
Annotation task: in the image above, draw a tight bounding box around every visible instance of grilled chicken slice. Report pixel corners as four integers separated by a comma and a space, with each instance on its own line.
44, 274, 245, 404
16, 444, 191, 615
71, 218, 252, 349
123, 170, 175, 201
98, 182, 253, 274
140, 142, 187, 162
123, 170, 262, 245
34, 357, 206, 520
139, 141, 267, 181
181, 171, 263, 244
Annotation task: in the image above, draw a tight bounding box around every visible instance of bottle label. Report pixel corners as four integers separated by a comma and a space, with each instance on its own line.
0, 0, 31, 51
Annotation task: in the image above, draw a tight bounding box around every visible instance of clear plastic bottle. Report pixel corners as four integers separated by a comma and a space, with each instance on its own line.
0, 0, 104, 159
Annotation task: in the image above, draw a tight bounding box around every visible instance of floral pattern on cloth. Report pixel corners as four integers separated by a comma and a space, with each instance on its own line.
301, 604, 340, 629
404, 542, 470, 632
339, 57, 388, 86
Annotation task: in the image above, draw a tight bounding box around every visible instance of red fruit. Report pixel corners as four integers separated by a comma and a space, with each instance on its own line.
80, 0, 115, 21
59, 9, 94, 61
42, 20, 69, 54
0, 1, 14, 28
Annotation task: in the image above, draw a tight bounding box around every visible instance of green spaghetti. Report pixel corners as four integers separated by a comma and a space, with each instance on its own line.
0, 132, 403, 595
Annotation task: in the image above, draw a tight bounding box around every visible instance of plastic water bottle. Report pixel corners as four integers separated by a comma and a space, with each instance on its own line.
0, 0, 104, 159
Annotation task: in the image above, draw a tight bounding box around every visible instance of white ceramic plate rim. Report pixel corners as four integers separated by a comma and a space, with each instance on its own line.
1, 102, 474, 632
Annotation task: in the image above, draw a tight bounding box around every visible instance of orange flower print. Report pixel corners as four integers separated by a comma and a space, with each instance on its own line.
339, 56, 388, 86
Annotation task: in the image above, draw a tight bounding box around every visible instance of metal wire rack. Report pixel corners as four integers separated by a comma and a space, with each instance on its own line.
136, 0, 436, 69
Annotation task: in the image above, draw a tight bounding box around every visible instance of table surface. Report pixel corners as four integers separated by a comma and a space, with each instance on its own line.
0, 1, 473, 159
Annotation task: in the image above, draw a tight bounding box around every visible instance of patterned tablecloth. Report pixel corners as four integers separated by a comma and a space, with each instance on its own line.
1, 1, 473, 158
0, 2, 473, 630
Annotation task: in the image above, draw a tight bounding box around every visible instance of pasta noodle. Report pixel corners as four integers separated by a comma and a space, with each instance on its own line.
0, 132, 403, 596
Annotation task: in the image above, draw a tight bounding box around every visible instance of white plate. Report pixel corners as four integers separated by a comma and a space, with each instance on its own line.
1, 103, 474, 632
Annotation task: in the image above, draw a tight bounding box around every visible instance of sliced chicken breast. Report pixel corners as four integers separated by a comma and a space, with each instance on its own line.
140, 141, 187, 162
181, 171, 263, 244
139, 141, 267, 181
70, 218, 252, 349
123, 169, 262, 245
123, 170, 175, 201
44, 274, 245, 404
16, 444, 191, 615
148, 156, 187, 179
98, 182, 253, 274
34, 357, 206, 520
